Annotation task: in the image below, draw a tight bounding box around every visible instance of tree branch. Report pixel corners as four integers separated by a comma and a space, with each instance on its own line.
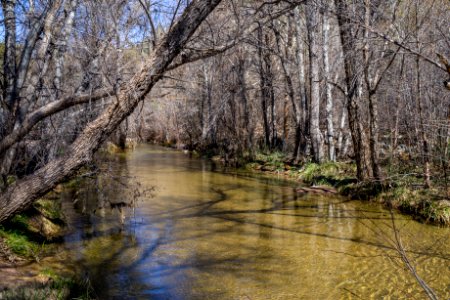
0, 88, 114, 157
137, 0, 158, 47
0, 0, 223, 223
166, 42, 236, 72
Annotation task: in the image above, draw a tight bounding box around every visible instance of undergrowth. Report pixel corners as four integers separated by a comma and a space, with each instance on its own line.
0, 268, 94, 300
0, 225, 48, 261
245, 152, 450, 226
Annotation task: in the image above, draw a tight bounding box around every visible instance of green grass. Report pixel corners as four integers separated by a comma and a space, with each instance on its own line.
297, 161, 357, 187
0, 268, 94, 300
0, 226, 47, 260
64, 177, 84, 189
10, 213, 30, 230
40, 268, 94, 300
381, 187, 450, 225
255, 151, 285, 164
246, 155, 450, 226
33, 199, 64, 221
252, 151, 286, 171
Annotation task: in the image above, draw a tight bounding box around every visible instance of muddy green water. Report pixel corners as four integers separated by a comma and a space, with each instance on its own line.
59, 145, 449, 299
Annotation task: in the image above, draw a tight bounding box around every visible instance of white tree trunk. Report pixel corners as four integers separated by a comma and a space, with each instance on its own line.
306, 2, 324, 163
0, 0, 223, 223
322, 6, 336, 161
53, 0, 77, 98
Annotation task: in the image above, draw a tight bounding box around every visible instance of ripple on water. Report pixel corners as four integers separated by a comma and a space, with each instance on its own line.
50, 145, 450, 299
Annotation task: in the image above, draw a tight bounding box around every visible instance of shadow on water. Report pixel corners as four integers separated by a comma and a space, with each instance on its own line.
158, 189, 449, 261
58, 146, 450, 299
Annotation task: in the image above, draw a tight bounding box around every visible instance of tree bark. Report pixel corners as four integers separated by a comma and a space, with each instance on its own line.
294, 7, 309, 161
414, 4, 431, 188
53, 0, 78, 98
336, 98, 347, 158
0, 0, 223, 223
1, 0, 17, 117
257, 22, 274, 150
335, 0, 373, 181
26, 0, 63, 103
363, 0, 382, 181
322, 4, 335, 161
15, 4, 52, 98
0, 89, 115, 157
306, 1, 324, 163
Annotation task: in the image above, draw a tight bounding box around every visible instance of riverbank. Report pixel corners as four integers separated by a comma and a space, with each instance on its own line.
243, 152, 450, 226
0, 259, 86, 300
0, 148, 127, 299
0, 186, 92, 299
1, 145, 449, 298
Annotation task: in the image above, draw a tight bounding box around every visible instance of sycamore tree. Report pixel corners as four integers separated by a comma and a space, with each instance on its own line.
0, 0, 224, 222
0, 0, 448, 223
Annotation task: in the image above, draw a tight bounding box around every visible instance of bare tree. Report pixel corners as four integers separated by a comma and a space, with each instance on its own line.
306, 0, 324, 163
322, 0, 335, 161
0, 0, 224, 222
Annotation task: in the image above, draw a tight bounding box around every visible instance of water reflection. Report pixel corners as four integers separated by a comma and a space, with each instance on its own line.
60, 145, 450, 299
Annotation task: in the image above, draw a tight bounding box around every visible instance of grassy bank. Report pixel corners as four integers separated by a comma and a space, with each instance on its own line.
0, 193, 67, 263
0, 226, 50, 262
0, 267, 92, 300
245, 152, 450, 226
0, 186, 93, 299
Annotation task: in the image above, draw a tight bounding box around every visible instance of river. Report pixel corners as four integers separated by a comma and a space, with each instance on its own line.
56, 145, 449, 299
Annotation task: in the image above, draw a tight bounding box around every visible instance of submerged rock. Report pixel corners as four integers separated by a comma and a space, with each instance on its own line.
33, 199, 65, 223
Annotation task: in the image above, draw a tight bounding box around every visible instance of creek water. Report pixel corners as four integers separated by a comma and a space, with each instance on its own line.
57, 145, 449, 299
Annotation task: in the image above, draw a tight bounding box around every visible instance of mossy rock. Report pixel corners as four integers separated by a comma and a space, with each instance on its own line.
33, 199, 65, 223
245, 162, 262, 171
25, 214, 66, 241
9, 213, 65, 242
8, 198, 66, 242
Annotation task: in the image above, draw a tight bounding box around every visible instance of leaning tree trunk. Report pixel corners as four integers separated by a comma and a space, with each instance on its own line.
0, 0, 223, 223
1, 0, 58, 180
